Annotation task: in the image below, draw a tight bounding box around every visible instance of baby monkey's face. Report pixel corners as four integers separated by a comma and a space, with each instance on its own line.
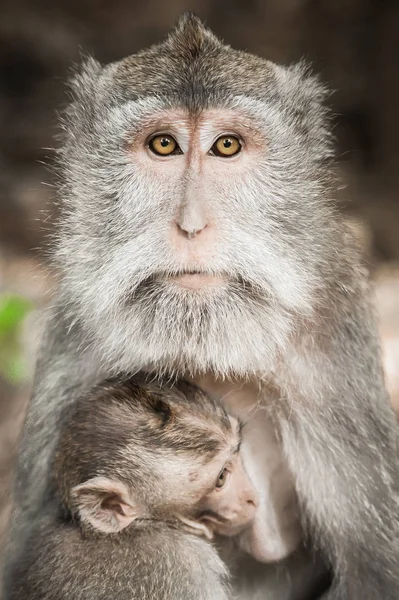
70, 384, 258, 540
177, 416, 258, 540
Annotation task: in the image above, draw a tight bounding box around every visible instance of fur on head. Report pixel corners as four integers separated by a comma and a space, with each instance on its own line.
56, 13, 338, 378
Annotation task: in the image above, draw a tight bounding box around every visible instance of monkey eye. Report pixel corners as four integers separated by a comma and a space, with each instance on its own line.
215, 467, 229, 489
148, 134, 182, 156
210, 135, 241, 158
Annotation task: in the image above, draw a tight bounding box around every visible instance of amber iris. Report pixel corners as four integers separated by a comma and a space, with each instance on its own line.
149, 135, 178, 156
213, 135, 241, 157
215, 467, 229, 489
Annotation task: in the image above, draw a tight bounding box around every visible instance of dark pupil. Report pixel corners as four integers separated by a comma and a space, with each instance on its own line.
223, 139, 232, 148
161, 138, 170, 147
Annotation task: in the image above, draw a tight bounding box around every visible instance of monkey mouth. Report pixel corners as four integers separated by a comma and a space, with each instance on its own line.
165, 272, 266, 298
199, 509, 228, 523
198, 510, 228, 532
125, 271, 266, 304
167, 271, 227, 289
199, 511, 250, 537
129, 270, 229, 297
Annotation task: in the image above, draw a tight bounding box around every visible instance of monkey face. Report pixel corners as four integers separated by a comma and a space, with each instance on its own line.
135, 412, 258, 540
56, 18, 337, 377
195, 453, 258, 538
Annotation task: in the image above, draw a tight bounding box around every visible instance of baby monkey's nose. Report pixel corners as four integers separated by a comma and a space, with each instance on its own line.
243, 485, 259, 509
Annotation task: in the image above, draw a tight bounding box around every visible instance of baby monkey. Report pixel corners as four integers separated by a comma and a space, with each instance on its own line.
10, 378, 257, 600
58, 377, 257, 539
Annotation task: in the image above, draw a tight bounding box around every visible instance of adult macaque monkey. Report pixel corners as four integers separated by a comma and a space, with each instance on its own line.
4, 12, 399, 600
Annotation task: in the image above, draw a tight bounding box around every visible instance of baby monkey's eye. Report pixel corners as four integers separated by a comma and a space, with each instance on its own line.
215, 467, 229, 489
211, 135, 241, 157
148, 134, 181, 156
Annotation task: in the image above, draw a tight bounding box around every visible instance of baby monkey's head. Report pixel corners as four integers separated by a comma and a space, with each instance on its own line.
55, 377, 257, 539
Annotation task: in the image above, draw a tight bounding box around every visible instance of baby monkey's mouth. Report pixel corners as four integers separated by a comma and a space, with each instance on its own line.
199, 510, 254, 537
198, 509, 229, 526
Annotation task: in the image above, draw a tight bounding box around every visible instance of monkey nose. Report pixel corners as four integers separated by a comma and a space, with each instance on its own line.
176, 196, 208, 239
244, 488, 259, 509
176, 222, 208, 239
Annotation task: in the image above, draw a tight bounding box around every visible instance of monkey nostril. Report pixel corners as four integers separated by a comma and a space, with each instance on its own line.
187, 229, 200, 240
247, 496, 258, 508
177, 223, 207, 239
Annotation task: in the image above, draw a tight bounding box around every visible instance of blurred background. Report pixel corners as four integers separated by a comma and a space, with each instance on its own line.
1, 0, 399, 557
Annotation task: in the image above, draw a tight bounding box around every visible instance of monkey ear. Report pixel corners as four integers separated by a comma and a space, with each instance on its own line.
71, 476, 139, 533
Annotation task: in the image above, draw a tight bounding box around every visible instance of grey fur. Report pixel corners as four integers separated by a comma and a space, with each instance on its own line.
9, 519, 229, 600
4, 12, 399, 600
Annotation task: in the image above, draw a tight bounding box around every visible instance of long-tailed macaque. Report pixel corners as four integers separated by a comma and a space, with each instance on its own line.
4, 12, 399, 600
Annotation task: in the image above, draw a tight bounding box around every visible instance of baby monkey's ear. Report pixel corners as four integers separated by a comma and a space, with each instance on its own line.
71, 476, 139, 533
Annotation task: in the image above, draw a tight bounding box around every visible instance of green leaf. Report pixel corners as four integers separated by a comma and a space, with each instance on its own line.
0, 294, 33, 335
0, 293, 34, 383
0, 346, 26, 384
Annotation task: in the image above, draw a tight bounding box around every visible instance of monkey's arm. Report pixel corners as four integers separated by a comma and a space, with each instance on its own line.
3, 306, 100, 588
278, 284, 399, 599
